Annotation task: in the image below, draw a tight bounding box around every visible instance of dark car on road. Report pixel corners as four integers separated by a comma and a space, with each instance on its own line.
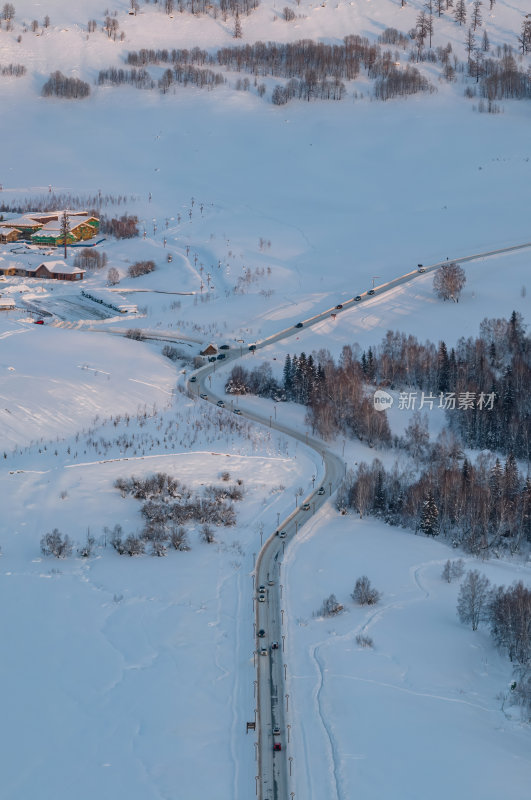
190, 376, 197, 382
217, 353, 226, 360
219, 344, 230, 350
258, 629, 265, 637
249, 344, 257, 351
354, 295, 362, 301
367, 289, 375, 295
295, 322, 303, 328
335, 304, 343, 309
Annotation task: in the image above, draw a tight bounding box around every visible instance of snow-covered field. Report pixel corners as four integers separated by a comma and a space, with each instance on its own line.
284, 512, 531, 800
0, 0, 530, 798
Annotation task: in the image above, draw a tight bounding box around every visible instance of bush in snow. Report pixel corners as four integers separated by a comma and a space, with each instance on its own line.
40, 529, 73, 558
316, 593, 343, 617
128, 260, 155, 278
352, 576, 381, 606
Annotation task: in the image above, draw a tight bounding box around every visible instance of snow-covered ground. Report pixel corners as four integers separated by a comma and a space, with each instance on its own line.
284, 511, 531, 800
0, 0, 530, 797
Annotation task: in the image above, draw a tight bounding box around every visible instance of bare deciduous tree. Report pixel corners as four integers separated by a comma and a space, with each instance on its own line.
433, 262, 466, 302
457, 569, 491, 630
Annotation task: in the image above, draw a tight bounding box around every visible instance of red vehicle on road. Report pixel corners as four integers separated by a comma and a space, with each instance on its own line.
273, 742, 282, 752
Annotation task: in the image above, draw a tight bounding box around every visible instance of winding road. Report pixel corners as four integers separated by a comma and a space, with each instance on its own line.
182, 239, 531, 800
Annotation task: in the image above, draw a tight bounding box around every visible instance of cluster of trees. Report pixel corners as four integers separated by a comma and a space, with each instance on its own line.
97, 67, 154, 89
339, 451, 531, 555
227, 313, 528, 456
128, 259, 155, 278
456, 570, 531, 716
42, 71, 91, 99
479, 51, 531, 100
143, 0, 259, 18
109, 522, 190, 557
127, 47, 209, 66
99, 213, 139, 238
373, 64, 433, 100
40, 529, 73, 558
225, 362, 282, 400
158, 65, 225, 93
112, 472, 243, 555
73, 249, 108, 271
0, 192, 132, 215
272, 75, 345, 104
0, 62, 25, 76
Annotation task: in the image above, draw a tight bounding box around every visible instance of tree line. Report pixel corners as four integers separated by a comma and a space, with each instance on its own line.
338, 450, 530, 556
456, 569, 531, 718
42, 71, 90, 99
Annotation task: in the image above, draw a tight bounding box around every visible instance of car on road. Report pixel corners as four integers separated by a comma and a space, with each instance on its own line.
167, 253, 173, 262
418, 264, 426, 273
273, 726, 281, 735
190, 376, 197, 382
216, 400, 225, 407
217, 353, 226, 360
277, 530, 287, 538
208, 356, 217, 362
354, 295, 362, 301
249, 344, 257, 351
295, 322, 303, 328
367, 289, 375, 295
233, 408, 242, 415
258, 585, 265, 593
200, 393, 208, 400
258, 594, 266, 602
267, 578, 275, 586
301, 503, 311, 511
317, 486, 325, 496
273, 742, 282, 751
33, 319, 44, 325
271, 642, 279, 650
257, 629, 265, 637
219, 344, 230, 350
335, 304, 343, 309
260, 647, 268, 656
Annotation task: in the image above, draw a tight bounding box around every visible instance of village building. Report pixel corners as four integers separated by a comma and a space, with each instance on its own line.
0, 228, 21, 243
200, 343, 218, 356
0, 260, 84, 281
0, 294, 15, 309
0, 211, 99, 246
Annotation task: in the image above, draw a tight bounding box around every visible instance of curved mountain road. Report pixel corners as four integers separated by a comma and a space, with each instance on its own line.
183, 239, 531, 799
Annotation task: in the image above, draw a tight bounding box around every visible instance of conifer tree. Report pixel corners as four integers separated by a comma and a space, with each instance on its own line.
420, 489, 439, 536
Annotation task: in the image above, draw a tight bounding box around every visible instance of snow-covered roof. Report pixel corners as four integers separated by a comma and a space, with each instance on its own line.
31, 215, 96, 234
35, 261, 84, 275
1, 216, 42, 228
